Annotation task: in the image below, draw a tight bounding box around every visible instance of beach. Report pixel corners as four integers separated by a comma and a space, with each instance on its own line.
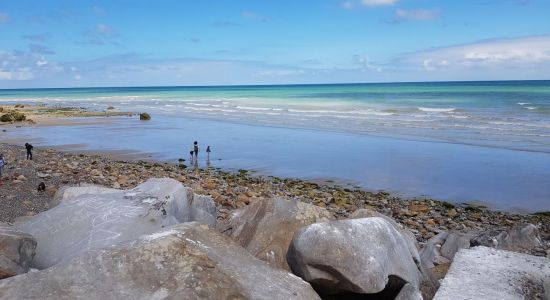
1, 82, 550, 213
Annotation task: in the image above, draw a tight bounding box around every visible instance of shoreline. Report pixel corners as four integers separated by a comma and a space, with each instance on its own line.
1, 103, 549, 213
0, 143, 548, 250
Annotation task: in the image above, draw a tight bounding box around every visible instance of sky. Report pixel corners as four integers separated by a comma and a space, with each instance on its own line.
0, 0, 549, 88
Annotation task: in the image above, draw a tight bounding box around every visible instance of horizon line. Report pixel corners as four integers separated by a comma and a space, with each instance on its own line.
0, 78, 549, 91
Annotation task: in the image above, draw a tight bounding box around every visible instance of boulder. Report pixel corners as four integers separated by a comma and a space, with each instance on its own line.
16, 178, 217, 269
434, 246, 550, 300
0, 223, 320, 300
0, 114, 13, 122
0, 223, 37, 279
220, 197, 332, 270
139, 112, 151, 120
287, 217, 422, 298
440, 232, 473, 261
352, 209, 440, 299
470, 223, 542, 253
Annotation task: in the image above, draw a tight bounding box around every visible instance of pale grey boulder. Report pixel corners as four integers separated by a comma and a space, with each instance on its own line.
420, 243, 451, 269
16, 178, 216, 269
352, 208, 440, 299
0, 223, 36, 279
0, 223, 320, 300
434, 246, 550, 300
220, 197, 332, 270
440, 232, 473, 261
470, 223, 542, 253
287, 217, 422, 298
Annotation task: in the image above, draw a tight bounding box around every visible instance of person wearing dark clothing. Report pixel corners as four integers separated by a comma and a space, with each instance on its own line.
193, 141, 199, 159
25, 143, 33, 160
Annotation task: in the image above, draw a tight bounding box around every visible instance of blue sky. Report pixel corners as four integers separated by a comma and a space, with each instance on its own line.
0, 0, 549, 88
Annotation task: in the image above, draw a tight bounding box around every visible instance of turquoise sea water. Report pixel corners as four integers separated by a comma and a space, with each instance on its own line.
1, 81, 549, 211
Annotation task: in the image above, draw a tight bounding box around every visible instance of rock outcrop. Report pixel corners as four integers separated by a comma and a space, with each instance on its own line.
287, 217, 422, 298
0, 223, 36, 279
220, 197, 332, 270
16, 178, 216, 269
0, 223, 320, 300
434, 246, 550, 300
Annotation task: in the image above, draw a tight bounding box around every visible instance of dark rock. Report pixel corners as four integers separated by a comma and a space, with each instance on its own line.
139, 112, 151, 120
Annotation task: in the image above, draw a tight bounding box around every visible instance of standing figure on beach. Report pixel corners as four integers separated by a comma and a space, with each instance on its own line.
0, 154, 5, 183
189, 150, 194, 164
25, 143, 33, 160
193, 141, 199, 159
206, 146, 211, 167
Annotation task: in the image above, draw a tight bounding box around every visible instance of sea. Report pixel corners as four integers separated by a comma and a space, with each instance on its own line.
1, 80, 549, 212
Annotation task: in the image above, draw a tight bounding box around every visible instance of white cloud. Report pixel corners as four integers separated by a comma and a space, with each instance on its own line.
0, 12, 10, 24
353, 55, 383, 72
398, 35, 550, 71
395, 9, 441, 21
361, 0, 398, 7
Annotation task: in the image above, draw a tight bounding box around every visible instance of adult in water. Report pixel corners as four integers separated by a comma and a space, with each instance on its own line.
193, 141, 199, 159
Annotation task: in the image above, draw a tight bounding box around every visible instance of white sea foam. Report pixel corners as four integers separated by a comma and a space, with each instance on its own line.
525, 107, 538, 110
418, 107, 456, 112
517, 102, 531, 105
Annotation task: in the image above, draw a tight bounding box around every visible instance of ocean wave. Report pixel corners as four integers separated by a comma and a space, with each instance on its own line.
525, 107, 538, 110
418, 107, 456, 112
517, 102, 531, 105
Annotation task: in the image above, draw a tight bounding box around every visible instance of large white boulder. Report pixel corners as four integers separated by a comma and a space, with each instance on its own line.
16, 178, 216, 269
0, 223, 320, 300
434, 246, 550, 300
287, 217, 422, 298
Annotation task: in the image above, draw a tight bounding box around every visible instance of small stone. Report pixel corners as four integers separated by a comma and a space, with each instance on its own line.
409, 203, 430, 214
447, 209, 458, 217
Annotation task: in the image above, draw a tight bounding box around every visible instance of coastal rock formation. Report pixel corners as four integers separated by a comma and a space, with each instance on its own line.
0, 223, 36, 279
220, 197, 332, 270
16, 178, 216, 269
0, 223, 321, 300
470, 223, 542, 253
287, 217, 422, 298
433, 246, 550, 300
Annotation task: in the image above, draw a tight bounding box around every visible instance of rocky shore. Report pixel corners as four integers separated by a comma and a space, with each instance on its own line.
0, 143, 548, 249
1, 142, 549, 299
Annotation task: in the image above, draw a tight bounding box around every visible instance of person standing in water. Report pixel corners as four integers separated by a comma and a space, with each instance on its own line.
206, 146, 211, 167
25, 143, 33, 160
193, 141, 199, 159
